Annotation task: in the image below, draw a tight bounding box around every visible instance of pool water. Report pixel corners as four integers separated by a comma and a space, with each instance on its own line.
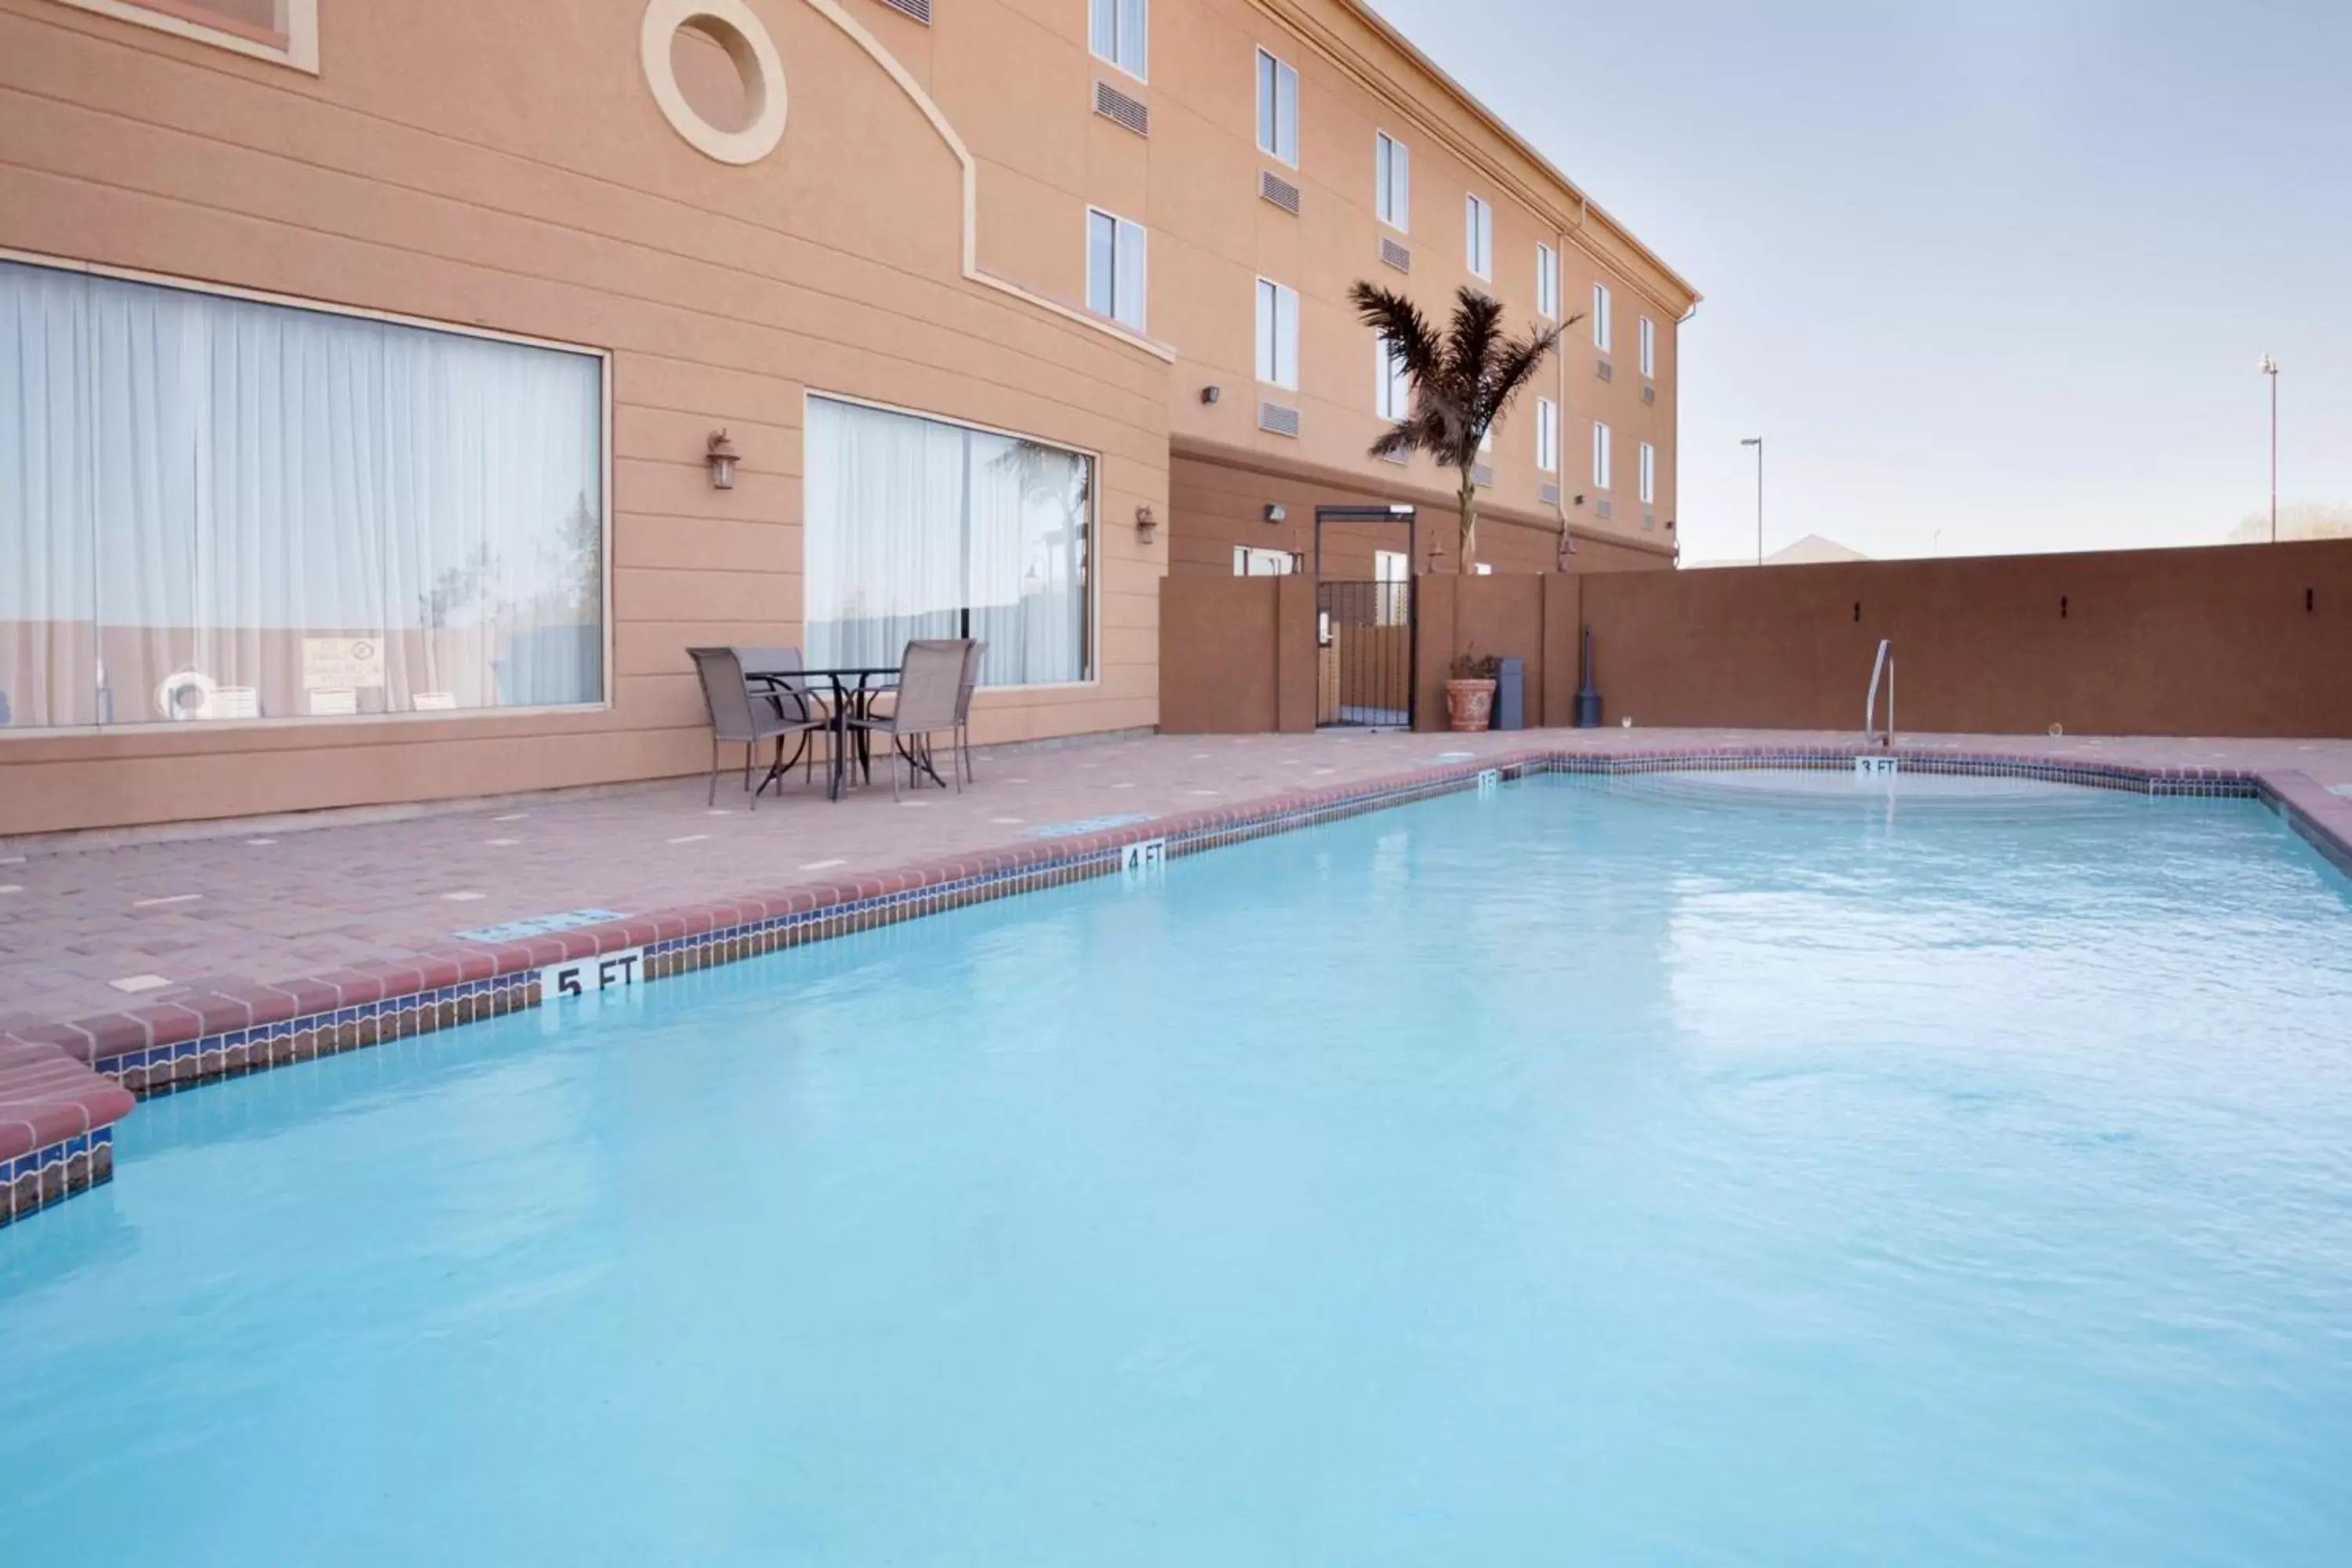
5, 774, 2352, 1564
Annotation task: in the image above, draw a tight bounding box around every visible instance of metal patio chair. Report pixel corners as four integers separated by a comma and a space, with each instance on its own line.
735, 645, 828, 793
687, 646, 828, 809
844, 638, 968, 799
952, 639, 986, 786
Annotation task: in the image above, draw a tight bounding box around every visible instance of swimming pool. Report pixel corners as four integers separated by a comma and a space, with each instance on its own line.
5, 772, 2350, 1564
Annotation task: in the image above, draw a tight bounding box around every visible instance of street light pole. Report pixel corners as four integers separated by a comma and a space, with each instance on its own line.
1740, 437, 1763, 564
2257, 355, 2279, 543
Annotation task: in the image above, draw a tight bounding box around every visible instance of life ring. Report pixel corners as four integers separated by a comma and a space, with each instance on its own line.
156, 668, 217, 721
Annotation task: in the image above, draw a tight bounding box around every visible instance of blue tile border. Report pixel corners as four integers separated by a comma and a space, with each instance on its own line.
1, 1126, 114, 1228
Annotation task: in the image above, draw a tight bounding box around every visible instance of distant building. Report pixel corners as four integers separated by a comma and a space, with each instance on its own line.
2228, 504, 2352, 544
1686, 534, 1871, 569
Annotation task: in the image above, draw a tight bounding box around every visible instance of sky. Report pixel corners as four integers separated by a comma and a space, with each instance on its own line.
1365, 0, 2352, 562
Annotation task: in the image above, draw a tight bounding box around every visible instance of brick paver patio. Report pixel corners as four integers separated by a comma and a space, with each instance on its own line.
6, 726, 2349, 1038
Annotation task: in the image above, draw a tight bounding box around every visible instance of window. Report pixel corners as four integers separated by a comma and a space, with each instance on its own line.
1536, 243, 1559, 318
806, 396, 1092, 688
51, 0, 319, 72
1639, 441, 1656, 505
1374, 549, 1408, 624
1639, 315, 1656, 379
1086, 207, 1148, 332
1465, 194, 1493, 280
1592, 420, 1613, 490
1375, 131, 1410, 230
1089, 0, 1147, 80
0, 260, 604, 731
1592, 282, 1613, 353
1254, 278, 1299, 390
1375, 335, 1411, 421
1234, 546, 1294, 575
1536, 397, 1559, 473
1256, 48, 1300, 165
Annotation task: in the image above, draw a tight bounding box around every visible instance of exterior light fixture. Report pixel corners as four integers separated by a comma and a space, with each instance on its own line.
1200, 385, 1222, 405
706, 429, 740, 490
1264, 503, 1287, 524
1135, 504, 1158, 543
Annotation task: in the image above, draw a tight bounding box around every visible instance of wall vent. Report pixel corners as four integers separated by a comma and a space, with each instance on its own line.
1379, 237, 1411, 273
877, 0, 931, 20
1642, 511, 1657, 532
1595, 497, 1613, 521
1472, 463, 1495, 488
1093, 79, 1149, 136
1540, 481, 1563, 506
1259, 169, 1301, 215
1595, 358, 1613, 383
1642, 382, 1656, 405
1258, 401, 1301, 437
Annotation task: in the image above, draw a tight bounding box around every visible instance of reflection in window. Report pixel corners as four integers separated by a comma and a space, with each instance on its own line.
804, 397, 1093, 688
0, 260, 604, 730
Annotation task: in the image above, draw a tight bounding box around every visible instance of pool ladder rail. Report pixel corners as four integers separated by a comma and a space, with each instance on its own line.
1866, 638, 1895, 747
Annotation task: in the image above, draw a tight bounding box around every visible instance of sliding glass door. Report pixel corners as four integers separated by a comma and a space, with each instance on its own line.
804, 395, 1092, 687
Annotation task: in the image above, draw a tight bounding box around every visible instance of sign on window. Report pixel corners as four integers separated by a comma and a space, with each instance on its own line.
303, 636, 386, 691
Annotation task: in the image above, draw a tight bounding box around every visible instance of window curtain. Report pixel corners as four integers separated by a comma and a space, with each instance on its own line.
0, 260, 602, 729
805, 396, 1091, 688
0, 263, 98, 728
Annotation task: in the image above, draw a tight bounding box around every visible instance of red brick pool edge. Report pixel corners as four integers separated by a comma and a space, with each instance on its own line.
5, 739, 2350, 1230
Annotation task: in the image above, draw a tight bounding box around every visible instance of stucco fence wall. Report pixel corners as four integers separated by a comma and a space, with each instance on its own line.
1158, 542, 2352, 739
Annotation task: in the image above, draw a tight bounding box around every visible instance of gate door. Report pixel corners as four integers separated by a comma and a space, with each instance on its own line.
1316, 579, 1413, 728
1312, 504, 1417, 730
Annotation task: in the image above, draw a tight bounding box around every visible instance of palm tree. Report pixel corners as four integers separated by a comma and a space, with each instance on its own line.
1350, 281, 1572, 573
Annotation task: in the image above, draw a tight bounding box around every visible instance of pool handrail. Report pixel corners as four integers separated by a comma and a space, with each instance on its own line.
1866, 638, 1895, 746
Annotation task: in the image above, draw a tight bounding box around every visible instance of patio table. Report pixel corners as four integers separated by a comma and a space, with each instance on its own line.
748, 664, 898, 800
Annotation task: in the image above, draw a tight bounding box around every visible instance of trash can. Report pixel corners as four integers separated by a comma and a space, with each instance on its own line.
1494, 657, 1526, 731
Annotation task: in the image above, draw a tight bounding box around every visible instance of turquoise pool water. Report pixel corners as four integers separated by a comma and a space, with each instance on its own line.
5, 773, 2352, 1564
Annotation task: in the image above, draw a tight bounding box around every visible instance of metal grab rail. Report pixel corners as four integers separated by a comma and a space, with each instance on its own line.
1865, 638, 1895, 746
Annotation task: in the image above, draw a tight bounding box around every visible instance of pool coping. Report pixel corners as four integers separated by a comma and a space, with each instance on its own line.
7, 743, 2350, 1229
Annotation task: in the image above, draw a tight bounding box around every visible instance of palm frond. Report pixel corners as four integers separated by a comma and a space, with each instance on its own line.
1351, 279, 1563, 507
1441, 288, 1504, 406
1347, 281, 1441, 382
1482, 321, 1566, 424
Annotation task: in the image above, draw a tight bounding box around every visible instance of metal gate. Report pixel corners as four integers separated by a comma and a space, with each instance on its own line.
1316, 579, 1414, 728
1312, 503, 1418, 730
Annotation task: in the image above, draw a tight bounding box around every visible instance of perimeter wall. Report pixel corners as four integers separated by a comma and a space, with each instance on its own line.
1159, 541, 2352, 738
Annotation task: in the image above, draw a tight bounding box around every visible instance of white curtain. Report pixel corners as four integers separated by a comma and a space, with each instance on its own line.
805, 397, 1090, 687
0, 263, 99, 728
0, 260, 602, 729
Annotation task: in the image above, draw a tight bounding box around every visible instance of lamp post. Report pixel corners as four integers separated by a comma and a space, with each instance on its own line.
2257, 355, 2279, 543
1740, 437, 1763, 564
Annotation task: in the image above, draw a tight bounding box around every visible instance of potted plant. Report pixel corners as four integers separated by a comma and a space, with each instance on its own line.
1446, 653, 1499, 731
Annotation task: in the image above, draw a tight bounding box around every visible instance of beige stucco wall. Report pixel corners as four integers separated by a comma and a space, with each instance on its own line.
0, 0, 1179, 833
1138, 0, 1686, 555
0, 0, 1693, 836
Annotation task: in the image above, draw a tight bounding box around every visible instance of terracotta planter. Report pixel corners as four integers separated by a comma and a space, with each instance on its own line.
1445, 678, 1496, 732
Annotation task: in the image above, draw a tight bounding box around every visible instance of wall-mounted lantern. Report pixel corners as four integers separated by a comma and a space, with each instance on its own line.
1263, 503, 1287, 524
706, 429, 741, 490
1134, 504, 1159, 544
